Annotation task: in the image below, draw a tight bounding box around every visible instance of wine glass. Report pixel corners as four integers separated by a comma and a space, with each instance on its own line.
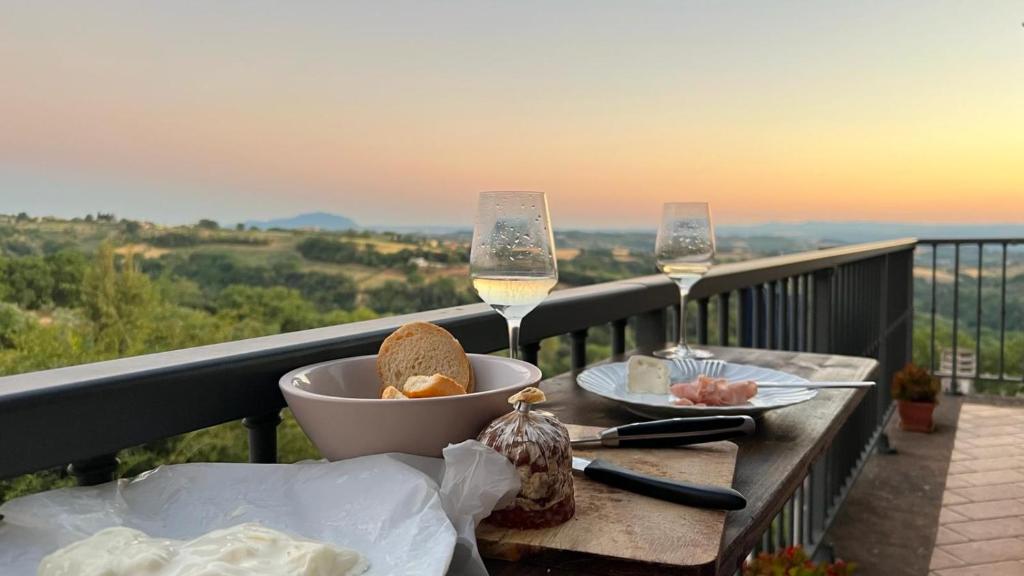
653, 202, 716, 359
470, 191, 558, 359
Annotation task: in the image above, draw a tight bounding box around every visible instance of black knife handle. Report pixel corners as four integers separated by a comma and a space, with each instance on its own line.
613, 415, 755, 448
583, 459, 747, 510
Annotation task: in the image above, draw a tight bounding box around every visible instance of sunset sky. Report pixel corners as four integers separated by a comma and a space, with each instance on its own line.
1, 2, 1022, 228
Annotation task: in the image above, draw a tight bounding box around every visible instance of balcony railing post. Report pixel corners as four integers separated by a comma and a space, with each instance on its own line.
243, 411, 282, 464
519, 341, 541, 366
68, 452, 119, 486
739, 287, 754, 347
930, 244, 938, 372
717, 292, 731, 346
951, 244, 962, 395
611, 318, 628, 357
570, 329, 589, 370
812, 268, 835, 353
975, 243, 983, 384
799, 274, 809, 352
635, 308, 668, 354
780, 278, 790, 350
696, 298, 709, 345
999, 242, 1008, 381
752, 284, 766, 348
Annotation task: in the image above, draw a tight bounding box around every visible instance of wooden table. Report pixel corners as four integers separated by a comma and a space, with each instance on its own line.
483, 346, 878, 576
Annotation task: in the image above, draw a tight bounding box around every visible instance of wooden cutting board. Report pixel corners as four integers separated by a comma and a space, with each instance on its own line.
476, 424, 739, 575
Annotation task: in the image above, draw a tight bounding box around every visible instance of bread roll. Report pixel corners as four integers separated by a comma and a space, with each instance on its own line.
381, 386, 407, 400
403, 374, 467, 398
377, 322, 474, 393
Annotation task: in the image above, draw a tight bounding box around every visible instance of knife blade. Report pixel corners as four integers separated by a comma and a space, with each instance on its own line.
570, 415, 755, 448
750, 381, 876, 389
572, 456, 746, 510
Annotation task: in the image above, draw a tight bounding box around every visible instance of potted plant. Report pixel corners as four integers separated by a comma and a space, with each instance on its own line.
892, 363, 940, 433
744, 546, 855, 575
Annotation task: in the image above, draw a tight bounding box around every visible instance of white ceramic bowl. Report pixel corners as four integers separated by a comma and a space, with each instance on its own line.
280, 354, 542, 460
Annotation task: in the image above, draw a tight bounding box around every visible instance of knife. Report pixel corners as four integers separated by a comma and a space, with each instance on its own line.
572, 457, 747, 510
570, 415, 755, 448
750, 381, 876, 389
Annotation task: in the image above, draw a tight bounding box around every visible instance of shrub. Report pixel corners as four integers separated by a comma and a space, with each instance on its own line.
892, 362, 940, 403
744, 546, 855, 576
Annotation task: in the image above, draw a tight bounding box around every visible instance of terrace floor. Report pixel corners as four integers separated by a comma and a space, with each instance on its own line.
929, 400, 1024, 575
829, 397, 1024, 575
829, 396, 962, 576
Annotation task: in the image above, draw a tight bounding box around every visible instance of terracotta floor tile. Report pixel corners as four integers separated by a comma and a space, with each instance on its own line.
947, 499, 1024, 520
959, 446, 1024, 460
935, 560, 1024, 576
941, 538, 1024, 565
945, 517, 1024, 540
943, 491, 970, 506
931, 547, 965, 570
946, 475, 973, 489
957, 469, 1024, 487
969, 425, 1024, 436
941, 507, 971, 524
952, 450, 973, 462
955, 438, 978, 448
948, 461, 976, 475
954, 483, 1024, 503
961, 457, 1024, 472
935, 526, 970, 545
967, 435, 1021, 448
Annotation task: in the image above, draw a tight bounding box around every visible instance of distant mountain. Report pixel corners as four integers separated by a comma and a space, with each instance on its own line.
364, 224, 471, 235
716, 221, 1024, 244
244, 212, 358, 231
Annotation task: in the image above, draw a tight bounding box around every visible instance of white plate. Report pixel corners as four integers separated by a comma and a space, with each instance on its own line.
576, 358, 816, 418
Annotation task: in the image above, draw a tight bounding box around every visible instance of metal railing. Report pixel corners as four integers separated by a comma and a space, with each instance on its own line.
0, 238, 917, 567
917, 239, 1024, 395
685, 239, 916, 561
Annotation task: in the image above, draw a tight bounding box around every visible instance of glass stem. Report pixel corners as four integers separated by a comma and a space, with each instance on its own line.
678, 289, 690, 351
507, 317, 522, 359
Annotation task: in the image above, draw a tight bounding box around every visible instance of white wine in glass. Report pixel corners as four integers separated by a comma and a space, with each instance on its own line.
653, 202, 716, 359
470, 191, 558, 359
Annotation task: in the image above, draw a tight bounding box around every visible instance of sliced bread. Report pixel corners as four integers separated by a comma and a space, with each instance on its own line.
381, 385, 408, 400
403, 374, 466, 398
376, 322, 474, 393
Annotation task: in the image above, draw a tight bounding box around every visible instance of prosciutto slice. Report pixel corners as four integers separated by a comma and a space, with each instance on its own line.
670, 375, 757, 406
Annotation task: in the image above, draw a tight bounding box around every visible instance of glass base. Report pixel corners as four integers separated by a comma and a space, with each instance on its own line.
652, 346, 715, 360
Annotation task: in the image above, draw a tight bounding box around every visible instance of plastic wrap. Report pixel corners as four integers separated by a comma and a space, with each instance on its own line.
477, 389, 574, 528
0, 440, 518, 576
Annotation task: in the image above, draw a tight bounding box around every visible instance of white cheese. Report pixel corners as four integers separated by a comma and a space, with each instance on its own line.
37, 523, 368, 576
626, 355, 670, 394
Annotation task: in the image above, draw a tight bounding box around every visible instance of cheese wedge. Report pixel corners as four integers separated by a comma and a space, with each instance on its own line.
627, 355, 670, 394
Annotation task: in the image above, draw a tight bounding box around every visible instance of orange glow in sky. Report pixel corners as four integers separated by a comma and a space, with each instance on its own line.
1, 2, 1022, 227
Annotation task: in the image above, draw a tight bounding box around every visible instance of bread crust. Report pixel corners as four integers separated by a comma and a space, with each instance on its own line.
381, 385, 407, 400
376, 322, 474, 393
403, 374, 467, 398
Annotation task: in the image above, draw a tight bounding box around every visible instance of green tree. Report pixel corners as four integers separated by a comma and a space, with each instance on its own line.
196, 219, 220, 230
81, 244, 155, 355
122, 219, 143, 236
45, 250, 88, 308
215, 285, 318, 333
0, 302, 33, 348
0, 256, 54, 309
